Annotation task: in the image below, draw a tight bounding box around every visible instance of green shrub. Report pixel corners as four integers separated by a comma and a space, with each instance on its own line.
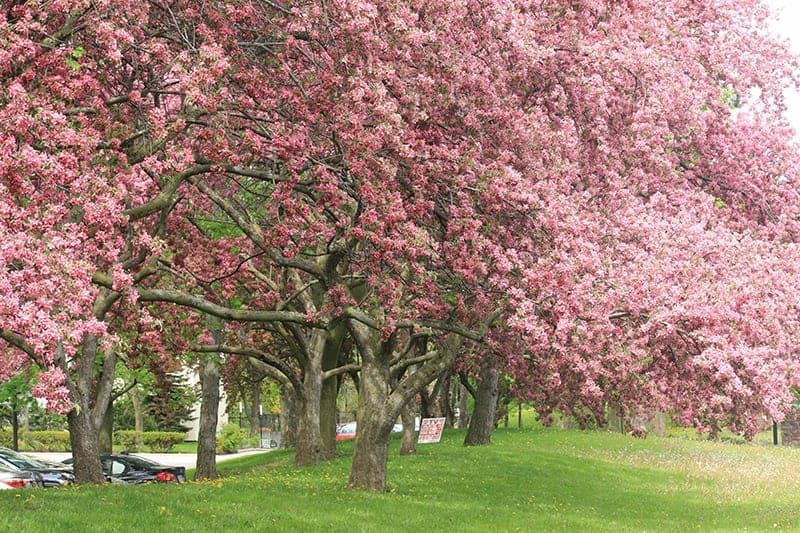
142, 432, 185, 452
217, 423, 245, 454
114, 431, 185, 452
23, 430, 71, 451
0, 429, 71, 451
0, 429, 12, 448
114, 430, 143, 452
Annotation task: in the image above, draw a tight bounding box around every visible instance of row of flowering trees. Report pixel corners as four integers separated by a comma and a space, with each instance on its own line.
3, 0, 800, 491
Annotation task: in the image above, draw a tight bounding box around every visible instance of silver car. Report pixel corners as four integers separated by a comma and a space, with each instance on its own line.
0, 448, 74, 487
0, 463, 37, 489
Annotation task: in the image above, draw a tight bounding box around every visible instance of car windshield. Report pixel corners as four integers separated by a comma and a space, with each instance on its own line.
0, 464, 21, 474
0, 452, 46, 469
118, 455, 161, 468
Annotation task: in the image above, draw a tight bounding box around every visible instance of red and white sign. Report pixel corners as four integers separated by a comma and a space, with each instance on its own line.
417, 417, 446, 443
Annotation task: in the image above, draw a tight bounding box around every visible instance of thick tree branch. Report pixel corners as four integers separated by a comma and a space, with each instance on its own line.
322, 363, 361, 380
189, 176, 325, 279
343, 306, 503, 342
137, 288, 324, 327
123, 164, 213, 221
0, 330, 38, 360
458, 370, 477, 398
193, 344, 300, 390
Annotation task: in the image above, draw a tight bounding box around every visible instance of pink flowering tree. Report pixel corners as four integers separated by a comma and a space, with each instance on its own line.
5, 0, 800, 494
0, 1, 238, 482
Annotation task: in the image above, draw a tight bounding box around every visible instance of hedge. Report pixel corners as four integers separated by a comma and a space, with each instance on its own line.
0, 429, 187, 452
0, 429, 71, 451
114, 431, 186, 452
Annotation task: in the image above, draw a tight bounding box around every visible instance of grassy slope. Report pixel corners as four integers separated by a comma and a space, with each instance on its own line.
3, 427, 800, 532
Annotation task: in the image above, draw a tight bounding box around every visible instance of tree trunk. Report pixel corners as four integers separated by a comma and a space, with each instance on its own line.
319, 378, 338, 455
194, 353, 221, 481
11, 410, 19, 451
399, 399, 417, 456
458, 383, 469, 428
464, 365, 499, 447
347, 324, 465, 492
60, 338, 105, 484
348, 355, 394, 491
294, 330, 330, 465
279, 383, 296, 449
248, 381, 261, 438
419, 371, 451, 422
495, 375, 511, 428
435, 372, 454, 427
419, 391, 431, 419
130, 385, 144, 449
320, 324, 346, 455
67, 406, 105, 483
46, 292, 119, 484
294, 376, 324, 464
98, 400, 113, 453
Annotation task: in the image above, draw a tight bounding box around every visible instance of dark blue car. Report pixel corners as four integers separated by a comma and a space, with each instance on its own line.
62, 453, 186, 484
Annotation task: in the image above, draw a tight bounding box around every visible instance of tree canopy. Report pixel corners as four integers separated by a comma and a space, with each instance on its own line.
3, 0, 800, 489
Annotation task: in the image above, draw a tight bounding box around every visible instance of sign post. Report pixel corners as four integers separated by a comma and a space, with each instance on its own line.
417, 417, 446, 444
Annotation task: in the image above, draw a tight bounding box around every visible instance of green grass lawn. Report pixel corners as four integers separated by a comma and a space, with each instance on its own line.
3, 427, 800, 532
168, 441, 199, 454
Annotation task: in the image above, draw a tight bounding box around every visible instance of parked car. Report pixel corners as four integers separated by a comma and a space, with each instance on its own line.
62, 454, 186, 484
335, 421, 357, 441
0, 448, 74, 487
0, 464, 37, 490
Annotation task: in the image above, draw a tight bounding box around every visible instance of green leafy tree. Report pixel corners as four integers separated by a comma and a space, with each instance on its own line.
0, 373, 36, 450
148, 370, 197, 433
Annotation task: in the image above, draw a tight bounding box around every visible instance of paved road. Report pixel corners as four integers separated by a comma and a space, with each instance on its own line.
27, 448, 272, 469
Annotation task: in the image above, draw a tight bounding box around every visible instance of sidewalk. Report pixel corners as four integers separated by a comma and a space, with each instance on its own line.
27, 448, 272, 469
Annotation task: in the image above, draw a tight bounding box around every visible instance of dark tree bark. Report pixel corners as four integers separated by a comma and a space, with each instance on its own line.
67, 406, 105, 483
319, 377, 338, 453
248, 379, 262, 438
399, 399, 417, 456
98, 400, 113, 453
64, 334, 113, 484
194, 351, 221, 481
279, 382, 297, 449
464, 365, 499, 447
238, 325, 332, 465
320, 323, 346, 456
420, 371, 454, 425
11, 410, 18, 451
458, 383, 469, 428
292, 323, 351, 465
294, 386, 324, 465
439, 373, 455, 428
293, 330, 326, 465
393, 361, 418, 456
348, 351, 395, 491
419, 383, 434, 419
347, 322, 465, 492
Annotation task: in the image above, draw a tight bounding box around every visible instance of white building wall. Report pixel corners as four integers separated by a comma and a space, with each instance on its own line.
181, 366, 228, 442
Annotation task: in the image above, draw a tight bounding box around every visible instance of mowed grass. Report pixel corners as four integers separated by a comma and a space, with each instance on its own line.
3, 427, 800, 532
